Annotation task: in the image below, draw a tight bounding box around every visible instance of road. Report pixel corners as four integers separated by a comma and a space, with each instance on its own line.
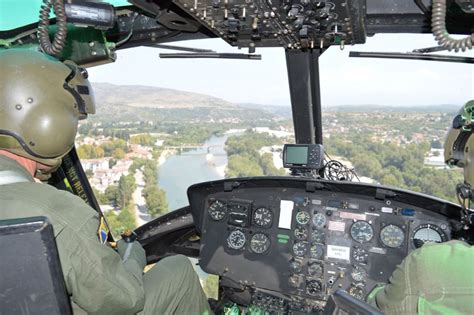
132, 169, 151, 226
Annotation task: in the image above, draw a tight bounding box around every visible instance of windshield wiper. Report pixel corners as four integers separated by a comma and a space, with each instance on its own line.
150, 44, 215, 53
159, 52, 262, 60
349, 51, 474, 64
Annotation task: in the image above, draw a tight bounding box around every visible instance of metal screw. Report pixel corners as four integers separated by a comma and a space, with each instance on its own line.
27, 98, 33, 103
15, 104, 22, 110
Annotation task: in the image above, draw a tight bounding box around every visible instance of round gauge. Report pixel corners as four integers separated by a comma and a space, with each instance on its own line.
227, 230, 246, 250
253, 207, 273, 228
351, 266, 368, 282
250, 233, 271, 254
296, 211, 311, 225
380, 224, 405, 248
352, 246, 368, 263
294, 226, 308, 240
289, 259, 302, 273
292, 241, 307, 257
306, 280, 322, 296
308, 262, 323, 277
350, 221, 374, 243
413, 224, 447, 248
309, 244, 324, 259
348, 286, 365, 300
312, 213, 327, 228
208, 200, 227, 221
310, 229, 325, 243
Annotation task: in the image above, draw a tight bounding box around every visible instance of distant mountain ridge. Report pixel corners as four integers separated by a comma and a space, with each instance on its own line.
90, 83, 459, 123
90, 82, 278, 123
92, 82, 234, 108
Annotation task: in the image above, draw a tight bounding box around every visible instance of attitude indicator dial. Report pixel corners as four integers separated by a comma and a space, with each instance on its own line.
413, 224, 447, 248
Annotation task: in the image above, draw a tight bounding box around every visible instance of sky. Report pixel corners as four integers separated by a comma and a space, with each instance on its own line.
89, 34, 474, 107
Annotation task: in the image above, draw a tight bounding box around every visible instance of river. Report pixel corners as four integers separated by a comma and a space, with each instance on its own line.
158, 134, 230, 210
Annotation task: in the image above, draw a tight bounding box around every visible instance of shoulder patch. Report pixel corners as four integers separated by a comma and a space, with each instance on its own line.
98, 216, 109, 244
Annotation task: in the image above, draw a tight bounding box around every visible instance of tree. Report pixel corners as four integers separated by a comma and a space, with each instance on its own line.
117, 175, 136, 208
113, 148, 126, 159
93, 187, 108, 204
143, 186, 168, 218
105, 185, 119, 206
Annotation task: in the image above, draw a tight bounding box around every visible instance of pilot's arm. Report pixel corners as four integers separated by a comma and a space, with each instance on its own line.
53, 189, 147, 315
367, 240, 474, 314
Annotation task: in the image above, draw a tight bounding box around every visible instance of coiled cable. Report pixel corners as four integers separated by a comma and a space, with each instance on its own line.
432, 0, 474, 52
37, 0, 68, 57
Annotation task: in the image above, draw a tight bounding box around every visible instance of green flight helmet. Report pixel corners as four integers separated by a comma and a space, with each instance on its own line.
445, 100, 474, 187
0, 49, 96, 169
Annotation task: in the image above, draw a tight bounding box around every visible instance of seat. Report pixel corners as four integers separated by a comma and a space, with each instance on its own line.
0, 216, 71, 315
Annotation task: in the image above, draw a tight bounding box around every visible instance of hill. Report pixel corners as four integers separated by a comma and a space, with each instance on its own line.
90, 83, 278, 123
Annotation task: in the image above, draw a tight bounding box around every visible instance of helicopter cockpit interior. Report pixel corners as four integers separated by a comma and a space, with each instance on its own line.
0, 0, 473, 314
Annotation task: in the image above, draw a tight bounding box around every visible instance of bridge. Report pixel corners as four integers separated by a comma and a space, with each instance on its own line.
164, 144, 224, 154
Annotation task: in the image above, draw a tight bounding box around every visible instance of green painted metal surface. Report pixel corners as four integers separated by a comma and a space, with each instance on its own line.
0, 0, 130, 31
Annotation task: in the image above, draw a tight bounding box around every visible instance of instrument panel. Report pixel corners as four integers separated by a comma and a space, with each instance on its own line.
189, 177, 459, 312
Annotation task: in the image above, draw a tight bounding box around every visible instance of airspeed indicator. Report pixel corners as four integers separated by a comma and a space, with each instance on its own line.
208, 200, 227, 221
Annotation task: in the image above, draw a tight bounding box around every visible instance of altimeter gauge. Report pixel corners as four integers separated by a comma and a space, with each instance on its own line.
253, 207, 273, 228
227, 230, 246, 250
249, 233, 271, 254
208, 200, 227, 221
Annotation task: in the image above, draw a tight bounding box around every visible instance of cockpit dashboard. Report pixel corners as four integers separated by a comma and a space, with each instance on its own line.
187, 177, 463, 313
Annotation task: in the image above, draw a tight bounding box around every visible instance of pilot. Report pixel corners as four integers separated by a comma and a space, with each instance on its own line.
0, 49, 211, 314
367, 101, 474, 314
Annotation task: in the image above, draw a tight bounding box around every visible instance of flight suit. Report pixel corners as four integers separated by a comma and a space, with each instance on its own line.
0, 155, 211, 315
367, 240, 474, 314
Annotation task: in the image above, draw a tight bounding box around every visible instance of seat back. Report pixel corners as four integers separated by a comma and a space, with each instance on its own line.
0, 216, 71, 314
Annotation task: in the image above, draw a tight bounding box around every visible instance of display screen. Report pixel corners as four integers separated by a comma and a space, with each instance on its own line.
285, 146, 308, 164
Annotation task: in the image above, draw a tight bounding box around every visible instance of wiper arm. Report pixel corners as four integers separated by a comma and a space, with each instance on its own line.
349, 51, 474, 64
159, 52, 262, 60
412, 46, 447, 53
151, 44, 215, 53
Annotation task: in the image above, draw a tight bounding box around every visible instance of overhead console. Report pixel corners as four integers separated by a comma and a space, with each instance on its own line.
188, 177, 466, 313
171, 0, 367, 50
